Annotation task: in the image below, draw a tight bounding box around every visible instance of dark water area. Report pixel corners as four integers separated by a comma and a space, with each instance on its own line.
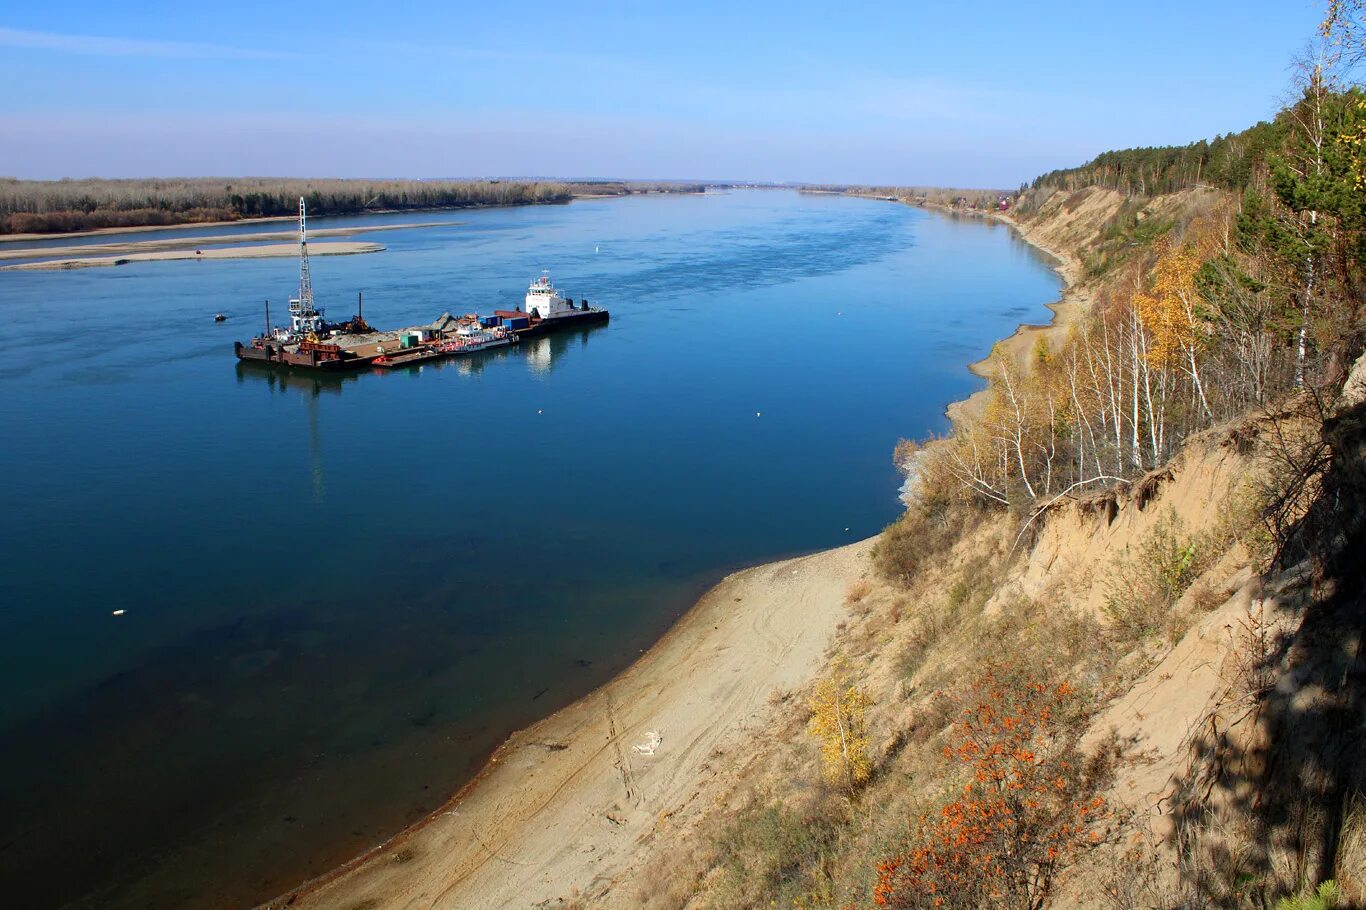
0, 190, 1060, 907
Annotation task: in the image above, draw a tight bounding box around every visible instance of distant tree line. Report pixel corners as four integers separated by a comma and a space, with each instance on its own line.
0, 177, 705, 234
806, 184, 1007, 211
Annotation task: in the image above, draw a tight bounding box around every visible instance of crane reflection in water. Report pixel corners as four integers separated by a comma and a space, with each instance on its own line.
232, 322, 607, 499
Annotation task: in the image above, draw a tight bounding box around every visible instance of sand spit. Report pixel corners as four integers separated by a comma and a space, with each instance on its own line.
267, 540, 874, 910
2, 242, 385, 271
0, 222, 451, 263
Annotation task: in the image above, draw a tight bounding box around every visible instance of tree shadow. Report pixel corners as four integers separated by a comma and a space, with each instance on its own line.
1164, 400, 1366, 907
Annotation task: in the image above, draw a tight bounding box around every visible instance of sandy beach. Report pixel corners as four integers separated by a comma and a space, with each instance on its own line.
266, 539, 874, 910
1, 241, 385, 271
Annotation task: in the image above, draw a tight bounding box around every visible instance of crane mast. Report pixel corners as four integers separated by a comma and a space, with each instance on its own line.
285, 197, 325, 338
297, 196, 313, 310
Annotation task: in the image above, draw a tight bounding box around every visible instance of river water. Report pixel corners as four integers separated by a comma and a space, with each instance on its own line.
0, 190, 1060, 907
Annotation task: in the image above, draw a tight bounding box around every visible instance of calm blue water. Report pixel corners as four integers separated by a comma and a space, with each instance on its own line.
0, 190, 1059, 908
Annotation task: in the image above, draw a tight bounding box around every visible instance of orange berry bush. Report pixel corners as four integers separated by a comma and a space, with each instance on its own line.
872, 666, 1110, 910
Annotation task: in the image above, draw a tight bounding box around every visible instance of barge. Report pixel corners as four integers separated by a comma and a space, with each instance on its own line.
233, 198, 609, 374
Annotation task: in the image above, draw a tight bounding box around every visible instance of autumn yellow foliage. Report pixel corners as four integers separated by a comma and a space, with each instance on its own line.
808, 666, 873, 792
1133, 239, 1208, 367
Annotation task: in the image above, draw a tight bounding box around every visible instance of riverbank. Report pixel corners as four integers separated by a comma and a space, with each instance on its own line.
268, 539, 874, 910
948, 209, 1087, 426
844, 193, 1086, 428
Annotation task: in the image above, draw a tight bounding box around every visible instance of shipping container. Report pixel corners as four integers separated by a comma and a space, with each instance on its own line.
506, 316, 530, 329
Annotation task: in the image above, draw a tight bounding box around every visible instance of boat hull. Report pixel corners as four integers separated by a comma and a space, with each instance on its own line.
234, 341, 375, 372
513, 308, 610, 339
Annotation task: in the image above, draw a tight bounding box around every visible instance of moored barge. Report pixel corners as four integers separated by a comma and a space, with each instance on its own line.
233, 198, 608, 373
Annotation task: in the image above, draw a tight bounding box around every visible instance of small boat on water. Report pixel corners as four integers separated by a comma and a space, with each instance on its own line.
441, 321, 518, 354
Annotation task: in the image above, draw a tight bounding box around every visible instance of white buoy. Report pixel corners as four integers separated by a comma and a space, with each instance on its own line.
537, 409, 543, 414
112, 609, 126, 616
756, 411, 762, 417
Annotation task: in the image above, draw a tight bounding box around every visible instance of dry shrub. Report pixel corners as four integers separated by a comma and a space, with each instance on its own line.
635, 838, 715, 910
873, 503, 962, 587
986, 596, 1110, 686
707, 794, 846, 909
1104, 508, 1217, 643
845, 579, 874, 608
1335, 793, 1366, 903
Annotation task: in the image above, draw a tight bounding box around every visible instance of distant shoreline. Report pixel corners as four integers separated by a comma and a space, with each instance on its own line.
0, 188, 707, 244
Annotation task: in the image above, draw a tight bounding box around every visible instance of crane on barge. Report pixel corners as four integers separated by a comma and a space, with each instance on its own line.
283, 198, 327, 340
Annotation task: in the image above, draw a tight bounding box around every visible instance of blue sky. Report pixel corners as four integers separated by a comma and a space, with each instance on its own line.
0, 1, 1327, 186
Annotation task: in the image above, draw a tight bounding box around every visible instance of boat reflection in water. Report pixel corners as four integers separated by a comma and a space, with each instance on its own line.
235, 362, 354, 501
525, 322, 605, 378
236, 320, 608, 387
232, 321, 608, 499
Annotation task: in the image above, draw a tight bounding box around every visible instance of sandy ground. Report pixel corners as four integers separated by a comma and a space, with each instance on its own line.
1, 241, 384, 271
267, 539, 873, 910
0, 222, 452, 262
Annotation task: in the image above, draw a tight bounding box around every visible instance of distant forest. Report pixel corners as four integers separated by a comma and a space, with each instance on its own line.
0, 178, 705, 235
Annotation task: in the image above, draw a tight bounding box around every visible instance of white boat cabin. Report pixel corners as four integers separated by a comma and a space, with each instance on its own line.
525, 271, 580, 320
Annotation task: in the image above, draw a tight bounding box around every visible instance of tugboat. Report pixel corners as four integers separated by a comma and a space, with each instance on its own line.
514, 272, 610, 336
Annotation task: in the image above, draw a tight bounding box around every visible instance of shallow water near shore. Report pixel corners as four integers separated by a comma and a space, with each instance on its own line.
0, 190, 1059, 908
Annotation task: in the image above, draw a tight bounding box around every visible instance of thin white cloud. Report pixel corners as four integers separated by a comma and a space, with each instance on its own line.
0, 25, 284, 59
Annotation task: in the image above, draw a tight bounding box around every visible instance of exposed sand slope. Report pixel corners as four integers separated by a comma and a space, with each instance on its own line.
2, 242, 384, 271
270, 540, 874, 910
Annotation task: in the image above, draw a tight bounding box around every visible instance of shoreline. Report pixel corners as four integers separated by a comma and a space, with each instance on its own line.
949, 210, 1085, 426
255, 201, 1083, 909
919, 202, 1084, 428
266, 540, 874, 909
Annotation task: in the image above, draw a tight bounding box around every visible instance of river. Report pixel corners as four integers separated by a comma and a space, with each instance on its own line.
0, 189, 1060, 907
